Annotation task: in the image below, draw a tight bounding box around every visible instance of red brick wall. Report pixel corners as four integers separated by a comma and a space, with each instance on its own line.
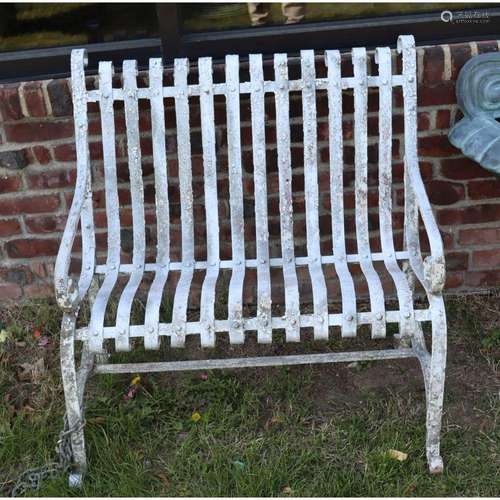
1, 39, 499, 302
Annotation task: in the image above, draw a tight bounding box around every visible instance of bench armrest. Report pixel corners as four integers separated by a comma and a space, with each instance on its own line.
404, 156, 446, 295
55, 49, 95, 312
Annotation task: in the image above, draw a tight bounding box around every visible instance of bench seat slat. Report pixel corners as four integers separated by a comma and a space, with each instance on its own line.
115, 60, 147, 352
171, 59, 195, 348
376, 47, 415, 339
88, 61, 121, 353
75, 307, 433, 341
250, 54, 273, 344
301, 50, 329, 340
352, 47, 387, 339
275, 53, 301, 342
199, 57, 220, 348
226, 55, 246, 344
326, 50, 358, 338
144, 58, 170, 350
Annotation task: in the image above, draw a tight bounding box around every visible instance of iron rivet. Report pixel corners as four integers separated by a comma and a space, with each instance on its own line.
318, 317, 324, 324
263, 319, 269, 326
287, 257, 293, 263
85, 265, 91, 271
93, 331, 99, 337
110, 265, 116, 270
232, 320, 240, 328
376, 313, 383, 320
211, 261, 217, 266
148, 326, 154, 333
404, 312, 411, 319
260, 258, 266, 264
346, 315, 354, 322
291, 319, 297, 325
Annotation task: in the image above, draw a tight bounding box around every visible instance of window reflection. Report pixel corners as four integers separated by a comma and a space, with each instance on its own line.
0, 3, 158, 53
247, 3, 306, 26
180, 2, 479, 33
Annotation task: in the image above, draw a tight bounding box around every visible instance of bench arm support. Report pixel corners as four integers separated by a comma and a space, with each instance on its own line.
54, 169, 94, 312
404, 156, 446, 294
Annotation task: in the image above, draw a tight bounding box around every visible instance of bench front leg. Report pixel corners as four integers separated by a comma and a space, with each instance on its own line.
403, 160, 447, 473
60, 312, 88, 486
425, 294, 447, 473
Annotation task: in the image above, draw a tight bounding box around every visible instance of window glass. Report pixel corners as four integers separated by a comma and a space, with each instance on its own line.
181, 2, 483, 32
0, 3, 158, 52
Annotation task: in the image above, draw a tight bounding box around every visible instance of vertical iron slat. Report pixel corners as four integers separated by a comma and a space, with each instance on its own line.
399, 35, 445, 289
301, 50, 329, 339
88, 61, 120, 353
225, 55, 246, 344
352, 47, 386, 339
171, 58, 195, 348
250, 54, 273, 344
274, 53, 301, 342
376, 47, 414, 339
325, 50, 357, 337
144, 58, 170, 350
199, 57, 219, 347
73, 50, 95, 301
115, 60, 146, 352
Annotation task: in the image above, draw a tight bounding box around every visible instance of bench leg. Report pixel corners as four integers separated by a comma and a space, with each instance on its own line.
425, 295, 447, 474
60, 312, 88, 487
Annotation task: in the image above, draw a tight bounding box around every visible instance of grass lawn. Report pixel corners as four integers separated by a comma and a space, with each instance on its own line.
0, 292, 498, 496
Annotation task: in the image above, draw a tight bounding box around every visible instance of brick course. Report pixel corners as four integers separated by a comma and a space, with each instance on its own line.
1, 39, 500, 301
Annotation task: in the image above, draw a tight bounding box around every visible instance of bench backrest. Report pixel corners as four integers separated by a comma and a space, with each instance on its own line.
68, 36, 418, 333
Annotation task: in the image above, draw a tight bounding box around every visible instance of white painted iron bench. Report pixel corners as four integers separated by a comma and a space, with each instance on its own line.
54, 35, 447, 485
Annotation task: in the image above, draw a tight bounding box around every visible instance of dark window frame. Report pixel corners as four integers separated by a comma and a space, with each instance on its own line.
0, 4, 499, 83
157, 4, 500, 61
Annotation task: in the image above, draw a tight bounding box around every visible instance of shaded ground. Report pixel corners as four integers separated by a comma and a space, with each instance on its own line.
0, 292, 499, 496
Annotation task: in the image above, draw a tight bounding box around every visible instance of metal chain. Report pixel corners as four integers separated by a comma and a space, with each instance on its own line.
9, 414, 85, 497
